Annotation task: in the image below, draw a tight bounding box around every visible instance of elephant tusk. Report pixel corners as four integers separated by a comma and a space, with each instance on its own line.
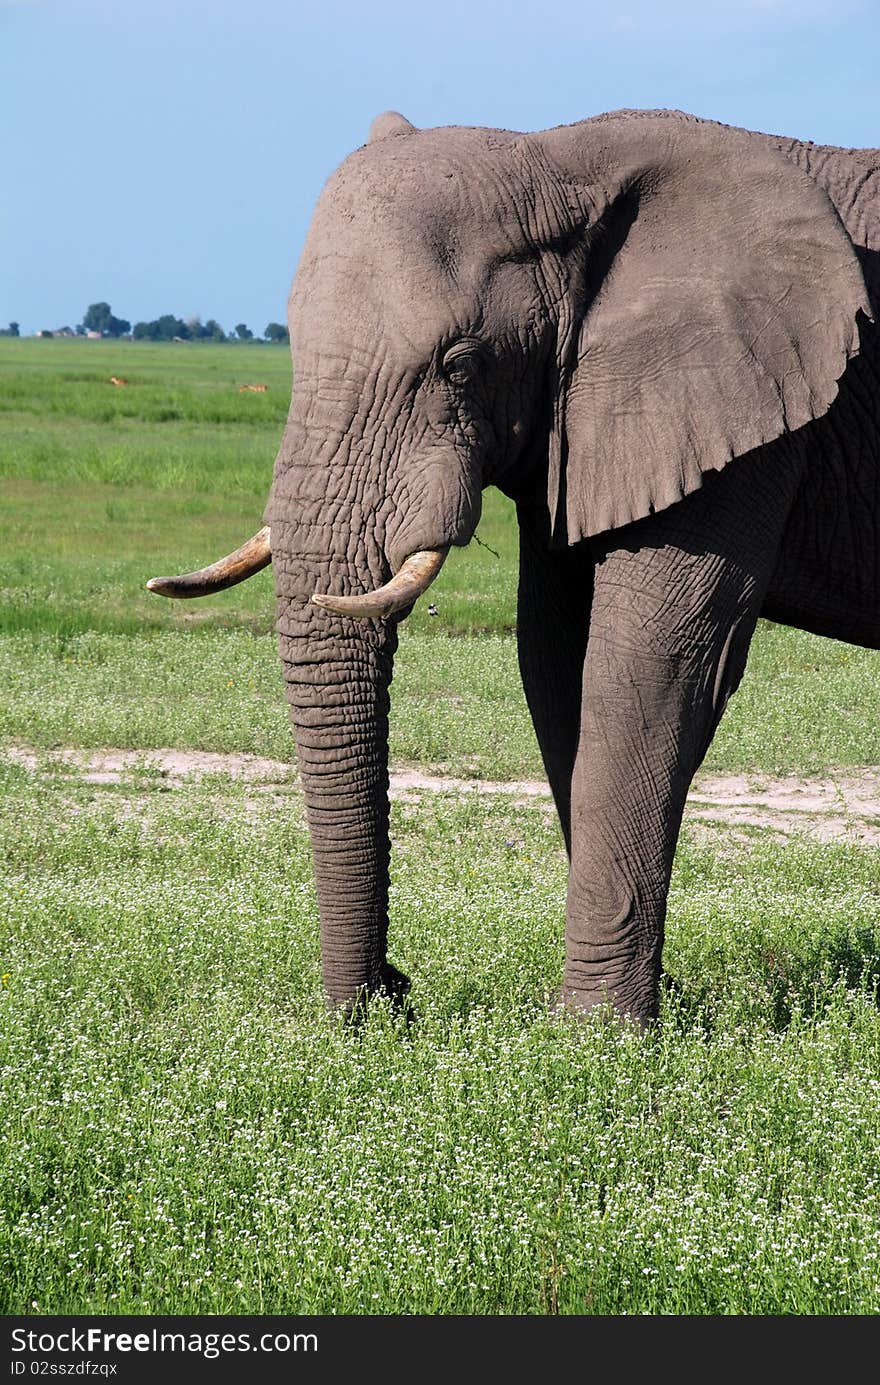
146, 526, 272, 599
311, 548, 448, 619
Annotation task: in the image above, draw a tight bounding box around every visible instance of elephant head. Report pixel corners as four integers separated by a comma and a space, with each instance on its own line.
149, 109, 873, 1022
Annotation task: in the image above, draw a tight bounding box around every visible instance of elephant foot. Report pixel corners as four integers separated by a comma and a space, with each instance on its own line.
659, 968, 684, 1001
552, 983, 656, 1034
330, 963, 413, 1026
376, 961, 412, 1008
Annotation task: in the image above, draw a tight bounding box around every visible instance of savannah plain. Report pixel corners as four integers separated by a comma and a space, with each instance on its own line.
2, 337, 880, 1313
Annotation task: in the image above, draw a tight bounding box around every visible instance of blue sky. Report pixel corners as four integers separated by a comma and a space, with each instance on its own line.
2, 0, 877, 337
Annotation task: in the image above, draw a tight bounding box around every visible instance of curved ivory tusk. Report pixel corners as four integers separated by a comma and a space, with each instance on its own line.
311, 548, 448, 619
146, 526, 271, 599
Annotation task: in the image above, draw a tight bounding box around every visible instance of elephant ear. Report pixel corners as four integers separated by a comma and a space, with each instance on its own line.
537, 117, 873, 543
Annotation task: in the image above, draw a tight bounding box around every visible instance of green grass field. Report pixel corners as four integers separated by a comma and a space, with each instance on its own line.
2, 338, 880, 1314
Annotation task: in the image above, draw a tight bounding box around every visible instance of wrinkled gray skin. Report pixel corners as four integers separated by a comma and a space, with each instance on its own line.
251, 110, 879, 1027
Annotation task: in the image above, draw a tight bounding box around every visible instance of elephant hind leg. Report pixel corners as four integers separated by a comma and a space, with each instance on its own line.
563, 449, 805, 1027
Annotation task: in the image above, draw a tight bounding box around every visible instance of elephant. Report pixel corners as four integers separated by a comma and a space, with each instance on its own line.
147, 108, 879, 1029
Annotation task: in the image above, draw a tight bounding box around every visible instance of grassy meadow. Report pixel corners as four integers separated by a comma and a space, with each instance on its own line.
2, 336, 880, 1315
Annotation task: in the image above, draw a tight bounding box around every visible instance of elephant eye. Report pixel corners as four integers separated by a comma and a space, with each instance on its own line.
441, 339, 484, 381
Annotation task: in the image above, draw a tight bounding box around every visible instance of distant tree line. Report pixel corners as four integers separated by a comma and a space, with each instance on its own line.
21, 303, 289, 344
83, 303, 131, 337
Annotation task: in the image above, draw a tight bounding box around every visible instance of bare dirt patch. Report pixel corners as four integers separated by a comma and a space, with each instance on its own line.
684, 772, 880, 845
5, 747, 292, 786
4, 746, 880, 844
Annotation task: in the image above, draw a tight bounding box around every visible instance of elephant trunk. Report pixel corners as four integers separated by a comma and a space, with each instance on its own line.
275, 573, 400, 1009
263, 316, 485, 1004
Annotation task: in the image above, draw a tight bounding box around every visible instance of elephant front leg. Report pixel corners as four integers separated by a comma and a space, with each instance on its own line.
562, 456, 804, 1027
563, 624, 733, 1027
